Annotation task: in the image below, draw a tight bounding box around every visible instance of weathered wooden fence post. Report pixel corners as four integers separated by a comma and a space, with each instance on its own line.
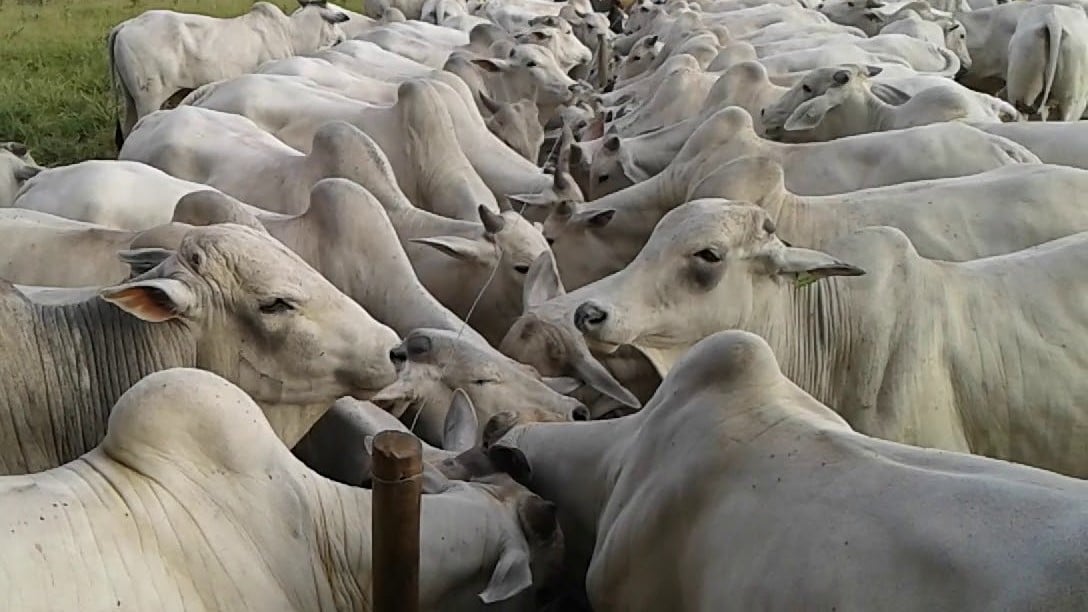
372, 431, 422, 612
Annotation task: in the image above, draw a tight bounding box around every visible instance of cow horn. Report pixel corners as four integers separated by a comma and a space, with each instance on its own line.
478, 205, 507, 234
556, 124, 573, 176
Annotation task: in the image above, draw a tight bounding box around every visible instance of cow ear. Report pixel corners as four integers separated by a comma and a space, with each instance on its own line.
770, 245, 866, 286
410, 235, 495, 264
443, 389, 479, 453
471, 58, 506, 72
322, 10, 351, 24
542, 376, 582, 394
577, 208, 615, 229
421, 462, 454, 494
100, 276, 196, 323
478, 541, 533, 604
117, 248, 174, 278
523, 251, 565, 310
1, 142, 28, 157
14, 165, 42, 182
618, 150, 652, 182
783, 95, 839, 132
871, 82, 910, 106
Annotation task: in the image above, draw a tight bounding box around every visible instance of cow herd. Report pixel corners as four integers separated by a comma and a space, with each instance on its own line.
1, 0, 1087, 609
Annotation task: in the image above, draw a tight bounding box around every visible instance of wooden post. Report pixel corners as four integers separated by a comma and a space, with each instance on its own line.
372, 431, 422, 612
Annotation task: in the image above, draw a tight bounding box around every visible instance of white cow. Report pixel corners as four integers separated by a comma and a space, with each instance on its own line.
760, 65, 1005, 142
670, 106, 1038, 196
10, 160, 254, 231
0, 223, 400, 473
0, 368, 565, 610
1006, 3, 1088, 121
0, 142, 41, 208
475, 330, 1088, 611
569, 200, 1088, 476
109, 0, 349, 140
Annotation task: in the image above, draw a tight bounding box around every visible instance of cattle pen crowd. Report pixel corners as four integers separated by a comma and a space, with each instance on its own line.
1, 0, 1087, 609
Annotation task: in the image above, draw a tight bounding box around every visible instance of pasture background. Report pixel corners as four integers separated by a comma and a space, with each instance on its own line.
0, 0, 303, 166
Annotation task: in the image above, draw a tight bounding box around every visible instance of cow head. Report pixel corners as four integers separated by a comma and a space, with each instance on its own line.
570, 200, 864, 373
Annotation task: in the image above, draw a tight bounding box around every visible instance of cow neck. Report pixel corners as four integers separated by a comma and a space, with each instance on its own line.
20, 299, 195, 473
513, 416, 638, 577
306, 474, 516, 609
759, 277, 857, 411
594, 170, 673, 218
868, 94, 901, 133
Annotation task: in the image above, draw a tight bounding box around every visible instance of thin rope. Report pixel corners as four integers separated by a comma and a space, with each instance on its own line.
456, 133, 562, 338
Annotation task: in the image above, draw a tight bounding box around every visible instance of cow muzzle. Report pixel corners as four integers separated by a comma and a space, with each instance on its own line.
574, 301, 609, 333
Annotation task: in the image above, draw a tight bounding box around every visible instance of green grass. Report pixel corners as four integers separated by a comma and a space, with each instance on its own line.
0, 0, 299, 166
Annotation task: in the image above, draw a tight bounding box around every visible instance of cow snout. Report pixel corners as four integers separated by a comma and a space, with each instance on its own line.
389, 345, 407, 367
574, 302, 608, 333
572, 405, 591, 421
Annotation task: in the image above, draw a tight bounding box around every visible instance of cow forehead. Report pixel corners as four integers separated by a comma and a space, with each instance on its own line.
650, 201, 768, 250
181, 225, 322, 287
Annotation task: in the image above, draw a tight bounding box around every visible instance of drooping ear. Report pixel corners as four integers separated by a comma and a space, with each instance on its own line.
443, 389, 479, 453
471, 58, 507, 73
542, 376, 582, 394
870, 83, 911, 106
478, 540, 533, 604
577, 208, 616, 229
518, 496, 560, 544
507, 192, 557, 207
117, 248, 174, 278
14, 165, 42, 182
618, 148, 652, 182
783, 95, 840, 132
421, 462, 455, 494
321, 9, 350, 23
410, 235, 495, 264
99, 276, 196, 323
1, 142, 28, 157
523, 251, 566, 310
571, 351, 641, 408
487, 444, 532, 484
770, 245, 866, 286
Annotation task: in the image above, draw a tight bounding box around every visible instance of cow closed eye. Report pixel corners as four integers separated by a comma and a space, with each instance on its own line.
473, 378, 499, 385
259, 298, 295, 314
802, 84, 812, 93
693, 248, 722, 263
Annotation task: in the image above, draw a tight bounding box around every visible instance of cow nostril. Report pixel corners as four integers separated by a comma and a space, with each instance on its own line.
572, 406, 590, 421
389, 346, 407, 365
574, 302, 608, 333
760, 108, 766, 117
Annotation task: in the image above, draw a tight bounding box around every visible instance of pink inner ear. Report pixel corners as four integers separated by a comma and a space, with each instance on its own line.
107, 287, 177, 323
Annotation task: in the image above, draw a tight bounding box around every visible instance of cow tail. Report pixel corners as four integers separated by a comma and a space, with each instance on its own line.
1040, 15, 1062, 119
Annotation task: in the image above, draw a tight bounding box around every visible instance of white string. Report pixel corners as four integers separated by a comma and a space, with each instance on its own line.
456, 132, 565, 339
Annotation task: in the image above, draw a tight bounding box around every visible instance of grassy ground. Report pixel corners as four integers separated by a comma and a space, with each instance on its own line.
0, 0, 298, 166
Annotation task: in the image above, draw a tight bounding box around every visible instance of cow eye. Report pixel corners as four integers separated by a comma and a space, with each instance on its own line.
802, 84, 812, 93
259, 298, 295, 314
597, 174, 609, 183
527, 60, 538, 68
693, 248, 722, 263
514, 264, 530, 274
